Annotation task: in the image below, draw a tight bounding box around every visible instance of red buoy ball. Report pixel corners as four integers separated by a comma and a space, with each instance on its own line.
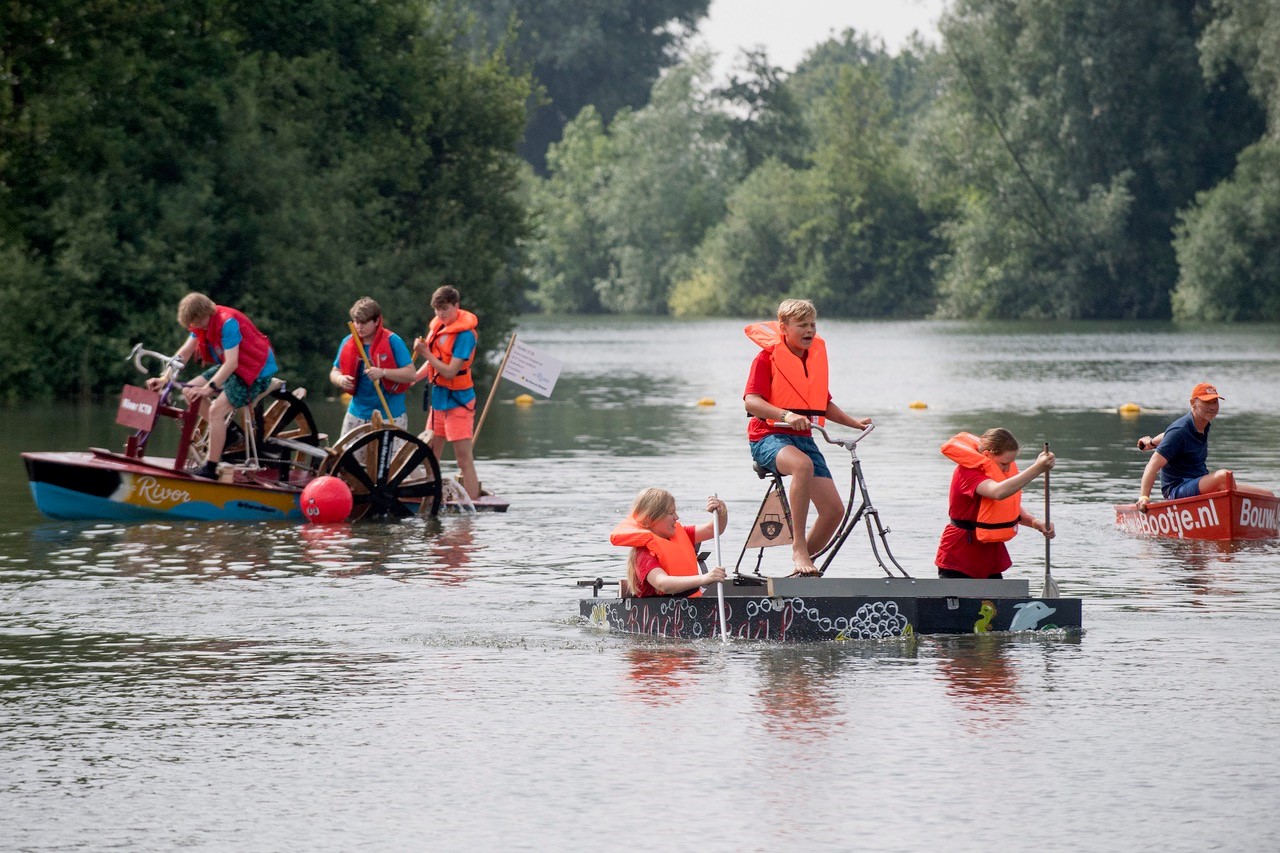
301, 475, 353, 524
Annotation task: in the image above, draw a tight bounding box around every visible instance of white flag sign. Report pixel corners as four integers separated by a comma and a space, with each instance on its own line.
500, 338, 562, 397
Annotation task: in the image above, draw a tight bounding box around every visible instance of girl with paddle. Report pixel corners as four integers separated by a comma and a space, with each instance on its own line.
936, 428, 1055, 580
611, 490, 728, 597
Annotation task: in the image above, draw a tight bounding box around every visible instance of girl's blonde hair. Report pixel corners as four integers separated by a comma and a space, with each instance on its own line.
979, 427, 1019, 455
625, 488, 676, 595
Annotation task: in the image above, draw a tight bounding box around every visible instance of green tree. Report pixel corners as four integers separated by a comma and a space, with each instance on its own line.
1173, 139, 1280, 320
0, 0, 530, 401
674, 64, 940, 318
927, 0, 1260, 319
527, 107, 614, 313
1171, 0, 1280, 320
468, 0, 710, 170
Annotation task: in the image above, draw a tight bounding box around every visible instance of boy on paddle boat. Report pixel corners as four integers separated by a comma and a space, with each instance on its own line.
1135, 383, 1232, 511
612, 489, 728, 597
936, 429, 1055, 579
330, 297, 416, 434
146, 293, 280, 479
743, 299, 871, 576
412, 285, 481, 500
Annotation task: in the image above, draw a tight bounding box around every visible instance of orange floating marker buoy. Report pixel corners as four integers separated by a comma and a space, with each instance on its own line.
301, 475, 353, 524
514, 394, 535, 407
1119, 402, 1141, 415
909, 400, 928, 409
696, 397, 716, 407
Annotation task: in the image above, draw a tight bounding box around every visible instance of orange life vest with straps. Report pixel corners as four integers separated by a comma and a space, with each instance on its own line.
337, 321, 411, 395
610, 516, 702, 597
940, 432, 1021, 542
744, 321, 828, 426
426, 310, 479, 391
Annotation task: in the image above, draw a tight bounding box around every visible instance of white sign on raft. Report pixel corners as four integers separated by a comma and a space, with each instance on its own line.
500, 339, 562, 398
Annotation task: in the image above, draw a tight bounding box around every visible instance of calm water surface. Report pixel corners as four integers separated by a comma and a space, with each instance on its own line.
3, 317, 1280, 851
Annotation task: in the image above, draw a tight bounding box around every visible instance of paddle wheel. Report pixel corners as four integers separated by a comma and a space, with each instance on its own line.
319, 422, 443, 519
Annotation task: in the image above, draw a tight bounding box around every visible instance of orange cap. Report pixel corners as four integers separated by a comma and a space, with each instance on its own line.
1191, 382, 1224, 402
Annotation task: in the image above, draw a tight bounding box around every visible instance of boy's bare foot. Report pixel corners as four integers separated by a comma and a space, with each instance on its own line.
789, 562, 820, 578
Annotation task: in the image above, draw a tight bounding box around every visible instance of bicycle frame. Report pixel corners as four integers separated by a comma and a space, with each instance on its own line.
736, 422, 912, 579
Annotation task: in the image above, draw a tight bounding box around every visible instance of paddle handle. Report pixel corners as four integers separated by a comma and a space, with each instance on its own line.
347, 321, 393, 421
1043, 441, 1051, 569
711, 493, 729, 644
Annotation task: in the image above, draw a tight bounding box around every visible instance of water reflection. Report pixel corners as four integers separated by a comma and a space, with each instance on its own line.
930, 636, 1025, 728
926, 634, 1082, 733
624, 646, 701, 705
423, 516, 477, 585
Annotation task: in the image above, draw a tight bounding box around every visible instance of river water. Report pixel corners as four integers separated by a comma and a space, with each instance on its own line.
3, 317, 1279, 851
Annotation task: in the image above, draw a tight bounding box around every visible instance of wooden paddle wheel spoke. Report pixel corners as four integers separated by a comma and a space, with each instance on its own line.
321, 426, 441, 519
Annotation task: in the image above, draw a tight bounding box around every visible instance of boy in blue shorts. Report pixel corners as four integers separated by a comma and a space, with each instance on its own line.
743, 299, 871, 575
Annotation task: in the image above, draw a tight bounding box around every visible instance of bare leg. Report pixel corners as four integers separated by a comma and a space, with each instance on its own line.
774, 446, 820, 573
1199, 469, 1234, 493
207, 396, 234, 462
452, 438, 481, 499
807, 476, 845, 556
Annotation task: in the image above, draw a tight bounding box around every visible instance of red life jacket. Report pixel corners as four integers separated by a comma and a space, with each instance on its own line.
610, 515, 702, 598
940, 432, 1021, 542
193, 306, 272, 385
337, 321, 411, 395
744, 321, 828, 425
426, 310, 479, 391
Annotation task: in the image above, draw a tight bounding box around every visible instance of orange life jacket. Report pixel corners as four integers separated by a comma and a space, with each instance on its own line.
337, 321, 411, 395
610, 516, 702, 597
744, 321, 828, 426
426, 310, 478, 391
940, 432, 1021, 542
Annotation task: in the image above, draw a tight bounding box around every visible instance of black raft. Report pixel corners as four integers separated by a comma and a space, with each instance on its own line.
579, 576, 1082, 642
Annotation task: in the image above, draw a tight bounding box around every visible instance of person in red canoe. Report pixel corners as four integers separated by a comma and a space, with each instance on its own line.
935, 429, 1056, 580
1135, 383, 1233, 511
611, 489, 727, 597
743, 299, 872, 576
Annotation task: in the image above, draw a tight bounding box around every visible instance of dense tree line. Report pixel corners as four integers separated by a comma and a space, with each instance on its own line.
526, 0, 1280, 322
1, 0, 530, 401
7, 0, 1280, 403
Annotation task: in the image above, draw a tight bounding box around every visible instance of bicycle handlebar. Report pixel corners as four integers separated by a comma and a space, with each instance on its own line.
127, 343, 185, 377
769, 420, 875, 449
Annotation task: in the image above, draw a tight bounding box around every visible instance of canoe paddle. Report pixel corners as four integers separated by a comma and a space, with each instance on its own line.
1043, 442, 1061, 599
347, 321, 394, 421
711, 494, 730, 644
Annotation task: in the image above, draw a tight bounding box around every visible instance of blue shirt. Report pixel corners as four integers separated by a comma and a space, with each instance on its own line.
427, 329, 477, 412
189, 317, 278, 380
332, 332, 413, 419
1156, 411, 1211, 497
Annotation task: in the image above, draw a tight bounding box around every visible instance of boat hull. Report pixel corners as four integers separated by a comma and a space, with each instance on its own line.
581, 577, 1081, 641
1114, 487, 1279, 540
24, 451, 303, 521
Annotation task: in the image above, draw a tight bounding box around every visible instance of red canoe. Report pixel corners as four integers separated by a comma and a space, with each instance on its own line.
1115, 483, 1279, 540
